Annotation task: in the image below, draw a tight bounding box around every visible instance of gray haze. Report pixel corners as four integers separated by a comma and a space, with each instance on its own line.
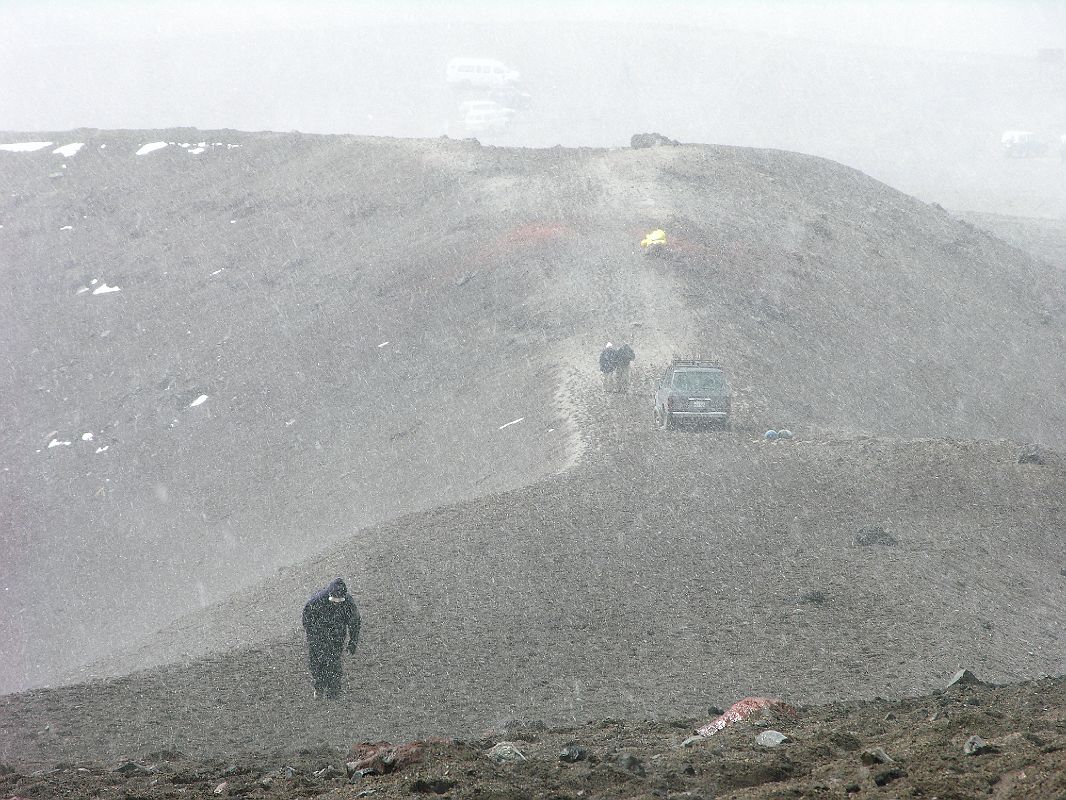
2, 1, 1066, 695
3, 1, 1066, 215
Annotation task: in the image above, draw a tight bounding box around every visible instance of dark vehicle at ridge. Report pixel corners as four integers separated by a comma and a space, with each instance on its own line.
654, 360, 731, 430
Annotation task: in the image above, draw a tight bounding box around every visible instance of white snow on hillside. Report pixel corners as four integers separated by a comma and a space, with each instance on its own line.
135, 142, 168, 156
53, 143, 85, 157
0, 141, 53, 152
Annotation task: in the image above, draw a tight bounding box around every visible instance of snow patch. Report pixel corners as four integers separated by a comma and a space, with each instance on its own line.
53, 143, 85, 157
95, 446, 109, 454
92, 283, 121, 295
210, 268, 223, 276
0, 141, 53, 152
189, 394, 209, 408
47, 438, 71, 448
135, 142, 168, 156
60, 225, 73, 231
81, 432, 93, 441
188, 147, 205, 154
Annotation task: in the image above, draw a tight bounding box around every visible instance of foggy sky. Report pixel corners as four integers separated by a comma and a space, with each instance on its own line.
2, 1, 1063, 137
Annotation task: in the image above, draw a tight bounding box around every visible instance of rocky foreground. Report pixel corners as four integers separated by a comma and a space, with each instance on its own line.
3, 673, 1062, 799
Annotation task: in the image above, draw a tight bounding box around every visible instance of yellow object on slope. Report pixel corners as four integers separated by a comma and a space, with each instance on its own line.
641, 229, 667, 248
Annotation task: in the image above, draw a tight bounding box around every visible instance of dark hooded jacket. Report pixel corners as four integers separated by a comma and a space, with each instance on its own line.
302, 578, 361, 650
599, 346, 617, 373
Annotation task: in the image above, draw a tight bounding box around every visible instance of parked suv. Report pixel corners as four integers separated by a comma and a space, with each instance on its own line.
654, 360, 731, 430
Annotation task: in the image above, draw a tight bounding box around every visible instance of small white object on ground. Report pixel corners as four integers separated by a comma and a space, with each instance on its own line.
499, 417, 525, 430
81, 432, 93, 441
92, 283, 121, 295
48, 439, 71, 448
189, 394, 209, 408
377, 341, 389, 347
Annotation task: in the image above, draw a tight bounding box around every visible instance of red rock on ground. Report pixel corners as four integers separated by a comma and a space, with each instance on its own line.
696, 696, 801, 736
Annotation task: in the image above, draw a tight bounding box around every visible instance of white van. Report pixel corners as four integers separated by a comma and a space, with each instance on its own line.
446, 58, 521, 89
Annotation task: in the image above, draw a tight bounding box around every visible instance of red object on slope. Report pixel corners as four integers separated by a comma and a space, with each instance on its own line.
696, 697, 800, 737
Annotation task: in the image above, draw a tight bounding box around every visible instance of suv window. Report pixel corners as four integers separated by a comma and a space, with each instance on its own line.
672, 370, 725, 393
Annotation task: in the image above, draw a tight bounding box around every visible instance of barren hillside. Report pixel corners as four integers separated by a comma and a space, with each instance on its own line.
3, 130, 1065, 692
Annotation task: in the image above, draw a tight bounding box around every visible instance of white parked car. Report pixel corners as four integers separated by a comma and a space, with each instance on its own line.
1001, 130, 1047, 158
446, 58, 521, 89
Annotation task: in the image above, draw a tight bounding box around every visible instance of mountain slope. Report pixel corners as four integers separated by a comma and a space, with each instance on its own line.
1, 130, 1064, 701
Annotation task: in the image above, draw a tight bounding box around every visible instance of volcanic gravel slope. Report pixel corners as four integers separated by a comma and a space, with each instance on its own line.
4, 131, 1066, 695
1, 132, 1065, 789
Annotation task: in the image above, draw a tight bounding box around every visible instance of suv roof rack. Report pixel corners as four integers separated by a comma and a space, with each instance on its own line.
671, 358, 723, 368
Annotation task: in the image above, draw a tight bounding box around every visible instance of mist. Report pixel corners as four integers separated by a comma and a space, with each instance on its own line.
3, 2, 1065, 217
2, 0, 1065, 700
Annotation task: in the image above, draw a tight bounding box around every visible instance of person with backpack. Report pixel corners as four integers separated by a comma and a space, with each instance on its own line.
599, 342, 618, 391
611, 343, 635, 393
302, 577, 361, 699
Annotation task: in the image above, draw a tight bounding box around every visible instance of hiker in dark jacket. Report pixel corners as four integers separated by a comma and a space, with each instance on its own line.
599, 342, 617, 391
302, 577, 361, 699
612, 343, 636, 392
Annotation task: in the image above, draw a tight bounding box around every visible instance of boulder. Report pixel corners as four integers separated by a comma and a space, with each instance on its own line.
755, 730, 791, 747
855, 526, 897, 546
486, 742, 527, 764
860, 747, 894, 765
559, 743, 587, 763
609, 752, 646, 776
631, 132, 680, 149
946, 669, 984, 689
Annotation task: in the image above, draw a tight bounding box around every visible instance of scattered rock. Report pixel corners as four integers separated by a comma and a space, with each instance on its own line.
964, 735, 994, 755
680, 735, 705, 748
212, 781, 228, 795
486, 742, 527, 764
112, 761, 152, 775
860, 747, 895, 765
855, 525, 897, 546
559, 743, 587, 762
755, 730, 791, 747
258, 774, 274, 789
799, 590, 828, 606
313, 765, 340, 778
873, 767, 906, 786
608, 752, 646, 777
631, 132, 680, 148
1017, 444, 1065, 467
409, 776, 456, 794
828, 731, 862, 751
283, 766, 297, 778
946, 669, 984, 689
